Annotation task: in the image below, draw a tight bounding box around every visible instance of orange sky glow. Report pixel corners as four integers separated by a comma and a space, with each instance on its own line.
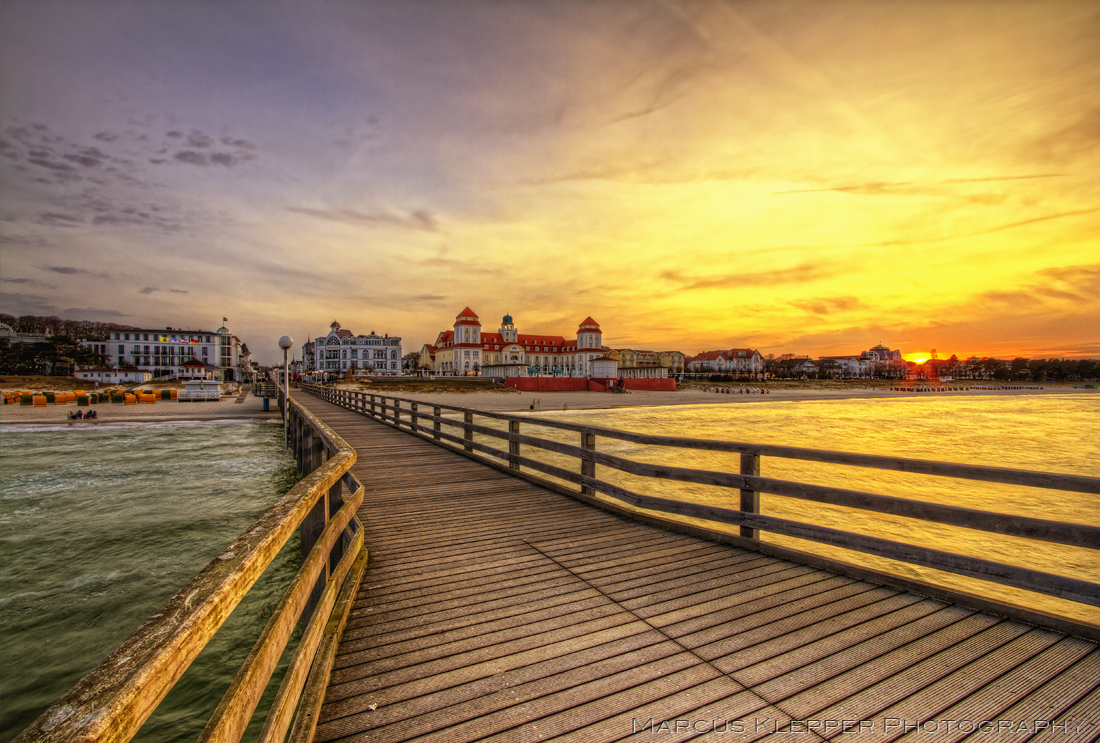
1, 2, 1098, 364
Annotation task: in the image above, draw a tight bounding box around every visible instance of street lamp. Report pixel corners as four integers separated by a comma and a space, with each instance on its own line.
279, 335, 293, 450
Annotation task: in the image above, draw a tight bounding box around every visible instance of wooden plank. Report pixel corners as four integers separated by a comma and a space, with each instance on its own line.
889, 637, 1096, 743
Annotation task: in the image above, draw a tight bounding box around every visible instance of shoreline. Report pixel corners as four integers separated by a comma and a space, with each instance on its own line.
1, 383, 1094, 424
0, 392, 282, 425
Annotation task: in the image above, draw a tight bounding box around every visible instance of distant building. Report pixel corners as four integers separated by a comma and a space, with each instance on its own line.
859, 343, 906, 377
686, 348, 765, 376
77, 322, 250, 382
74, 368, 153, 385
0, 322, 48, 345
816, 356, 870, 378
301, 321, 402, 375
771, 357, 819, 377
609, 348, 685, 377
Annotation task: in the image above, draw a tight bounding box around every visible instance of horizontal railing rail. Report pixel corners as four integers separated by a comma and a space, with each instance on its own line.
303, 383, 1100, 612
17, 389, 367, 743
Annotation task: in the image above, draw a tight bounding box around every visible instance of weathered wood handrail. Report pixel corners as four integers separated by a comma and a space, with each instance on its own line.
303, 384, 1100, 615
16, 389, 366, 743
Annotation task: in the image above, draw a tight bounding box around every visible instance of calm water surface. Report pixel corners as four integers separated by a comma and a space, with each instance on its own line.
0, 419, 299, 743
509, 393, 1100, 624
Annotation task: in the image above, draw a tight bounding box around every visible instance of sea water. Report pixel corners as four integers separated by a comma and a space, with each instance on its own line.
511, 393, 1100, 624
0, 419, 299, 743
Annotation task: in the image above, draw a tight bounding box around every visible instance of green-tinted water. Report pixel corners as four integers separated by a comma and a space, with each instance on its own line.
0, 420, 299, 742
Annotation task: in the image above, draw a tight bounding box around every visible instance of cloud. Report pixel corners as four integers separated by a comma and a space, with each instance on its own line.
775, 181, 913, 196
61, 307, 131, 318
37, 212, 84, 226
286, 206, 440, 232
853, 208, 1100, 248
0, 277, 39, 285
169, 289, 190, 294
660, 262, 834, 290
44, 266, 87, 275
791, 296, 864, 316
174, 150, 208, 166
139, 286, 158, 294
0, 291, 60, 316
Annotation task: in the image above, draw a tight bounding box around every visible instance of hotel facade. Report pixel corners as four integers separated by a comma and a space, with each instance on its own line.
301, 321, 402, 375
77, 322, 250, 381
420, 308, 616, 377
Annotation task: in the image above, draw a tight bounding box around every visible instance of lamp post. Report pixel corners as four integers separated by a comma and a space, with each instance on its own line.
279, 335, 293, 450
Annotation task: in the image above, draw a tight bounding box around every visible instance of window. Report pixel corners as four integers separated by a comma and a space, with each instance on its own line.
124, 334, 130, 340
119, 344, 125, 354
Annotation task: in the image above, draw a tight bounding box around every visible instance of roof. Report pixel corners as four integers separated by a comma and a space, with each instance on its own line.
456, 307, 479, 318
578, 317, 600, 328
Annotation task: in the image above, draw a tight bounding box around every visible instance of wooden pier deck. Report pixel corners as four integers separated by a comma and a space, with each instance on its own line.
292, 392, 1100, 743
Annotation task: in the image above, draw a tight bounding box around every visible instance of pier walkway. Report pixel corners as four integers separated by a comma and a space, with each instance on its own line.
291, 391, 1100, 743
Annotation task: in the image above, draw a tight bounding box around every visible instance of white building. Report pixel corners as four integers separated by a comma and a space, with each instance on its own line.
74, 368, 152, 385
301, 321, 402, 376
77, 322, 251, 382
686, 348, 765, 376
426, 309, 610, 378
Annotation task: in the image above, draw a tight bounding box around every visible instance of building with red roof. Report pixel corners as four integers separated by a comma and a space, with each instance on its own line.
420, 308, 612, 377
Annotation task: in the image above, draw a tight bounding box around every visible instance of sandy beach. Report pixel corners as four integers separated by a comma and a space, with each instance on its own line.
0, 388, 281, 425
1, 381, 1092, 424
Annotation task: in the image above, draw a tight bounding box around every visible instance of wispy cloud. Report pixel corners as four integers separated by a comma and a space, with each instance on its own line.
286, 206, 440, 232
660, 262, 834, 291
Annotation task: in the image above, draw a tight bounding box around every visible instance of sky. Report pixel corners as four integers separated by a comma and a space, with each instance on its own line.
1, 1, 1098, 366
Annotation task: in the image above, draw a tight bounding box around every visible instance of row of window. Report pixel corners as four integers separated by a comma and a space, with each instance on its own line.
322, 361, 399, 370
325, 337, 397, 346
114, 332, 214, 343
118, 344, 216, 356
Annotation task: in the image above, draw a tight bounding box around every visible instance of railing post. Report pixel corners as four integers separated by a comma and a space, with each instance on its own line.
464, 411, 474, 451
327, 472, 344, 576
581, 430, 596, 495
740, 451, 760, 539
411, 402, 418, 432
370, 395, 376, 417
300, 433, 327, 627
434, 407, 441, 440
509, 420, 520, 470
394, 399, 401, 427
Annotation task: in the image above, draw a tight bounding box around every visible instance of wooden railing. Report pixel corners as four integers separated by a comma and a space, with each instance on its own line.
17, 391, 366, 743
303, 384, 1100, 623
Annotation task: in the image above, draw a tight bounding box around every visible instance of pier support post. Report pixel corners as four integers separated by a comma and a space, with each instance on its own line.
740, 451, 760, 539
464, 412, 474, 451
581, 431, 596, 495
433, 407, 441, 440
509, 421, 521, 470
